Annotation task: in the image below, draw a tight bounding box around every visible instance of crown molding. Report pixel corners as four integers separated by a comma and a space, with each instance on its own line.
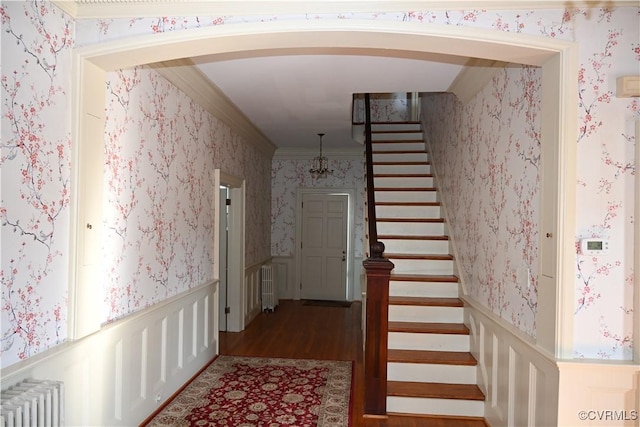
54, 1, 640, 19
273, 146, 363, 160
149, 58, 277, 157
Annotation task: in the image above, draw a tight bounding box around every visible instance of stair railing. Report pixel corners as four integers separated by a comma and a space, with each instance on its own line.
362, 93, 394, 416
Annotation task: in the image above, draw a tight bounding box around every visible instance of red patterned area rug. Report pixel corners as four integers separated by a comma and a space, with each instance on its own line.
144, 355, 353, 426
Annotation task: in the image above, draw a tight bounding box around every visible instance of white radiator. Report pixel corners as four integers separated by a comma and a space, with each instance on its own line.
261, 264, 278, 312
0, 379, 64, 427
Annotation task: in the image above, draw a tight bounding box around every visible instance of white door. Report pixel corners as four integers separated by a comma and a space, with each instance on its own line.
300, 193, 348, 301
218, 186, 229, 331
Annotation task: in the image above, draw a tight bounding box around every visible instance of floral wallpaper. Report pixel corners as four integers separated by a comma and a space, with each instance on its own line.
1, 1, 637, 368
104, 66, 272, 321
1, 2, 73, 366
271, 159, 365, 259
422, 66, 542, 337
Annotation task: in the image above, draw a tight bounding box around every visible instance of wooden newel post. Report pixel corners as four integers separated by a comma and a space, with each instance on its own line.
363, 241, 394, 416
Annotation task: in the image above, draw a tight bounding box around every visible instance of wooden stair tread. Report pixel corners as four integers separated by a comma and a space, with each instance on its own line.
375, 201, 439, 206
375, 187, 436, 191
386, 253, 453, 261
389, 296, 463, 307
373, 150, 426, 154
388, 349, 478, 366
373, 161, 430, 165
388, 322, 470, 335
379, 235, 449, 240
385, 413, 489, 427
388, 381, 485, 401
377, 218, 444, 223
374, 174, 434, 178
390, 274, 459, 282
372, 129, 421, 134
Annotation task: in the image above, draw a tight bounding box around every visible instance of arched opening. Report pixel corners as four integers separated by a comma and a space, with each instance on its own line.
68, 20, 577, 359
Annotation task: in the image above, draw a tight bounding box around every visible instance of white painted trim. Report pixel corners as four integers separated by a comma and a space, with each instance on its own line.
271, 256, 295, 300
72, 20, 574, 71
635, 119, 640, 363
294, 187, 356, 301
464, 299, 560, 427
150, 59, 276, 156
214, 170, 246, 332
55, 1, 640, 19
556, 360, 639, 426
1, 281, 218, 426
69, 13, 580, 367
537, 46, 578, 359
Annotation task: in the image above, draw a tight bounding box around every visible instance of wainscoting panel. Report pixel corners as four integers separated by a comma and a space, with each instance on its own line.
0, 281, 218, 426
244, 260, 269, 327
272, 256, 294, 300
557, 361, 639, 426
464, 298, 560, 427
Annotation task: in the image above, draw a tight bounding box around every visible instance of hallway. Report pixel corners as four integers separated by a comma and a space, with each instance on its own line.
220, 300, 488, 427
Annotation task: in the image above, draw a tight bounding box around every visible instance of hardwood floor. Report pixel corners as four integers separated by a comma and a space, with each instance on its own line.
220, 299, 488, 427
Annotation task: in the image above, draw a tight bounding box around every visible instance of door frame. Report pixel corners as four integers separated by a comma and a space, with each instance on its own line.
214, 170, 245, 332
295, 188, 355, 301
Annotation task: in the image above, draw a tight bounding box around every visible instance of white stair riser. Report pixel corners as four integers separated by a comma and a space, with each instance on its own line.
382, 239, 449, 254
375, 205, 440, 218
375, 191, 437, 202
372, 124, 421, 132
373, 152, 428, 162
389, 305, 463, 323
383, 239, 449, 254
372, 142, 426, 151
389, 281, 459, 298
388, 332, 470, 352
373, 164, 431, 174
372, 132, 423, 141
377, 222, 445, 235
388, 362, 477, 384
374, 177, 434, 188
387, 396, 484, 418
390, 259, 454, 275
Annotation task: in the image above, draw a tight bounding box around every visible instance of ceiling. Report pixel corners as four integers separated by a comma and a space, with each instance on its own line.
194, 53, 468, 150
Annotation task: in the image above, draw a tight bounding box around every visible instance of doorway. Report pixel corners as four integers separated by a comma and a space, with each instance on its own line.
295, 188, 355, 301
218, 185, 230, 331
215, 170, 245, 332
300, 193, 348, 301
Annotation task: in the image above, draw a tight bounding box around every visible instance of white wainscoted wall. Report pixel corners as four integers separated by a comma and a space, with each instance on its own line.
1, 281, 218, 426
465, 299, 560, 427
272, 256, 296, 300
244, 261, 269, 326
466, 299, 639, 427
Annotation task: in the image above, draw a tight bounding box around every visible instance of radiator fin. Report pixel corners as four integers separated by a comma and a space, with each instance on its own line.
1, 379, 64, 427
261, 264, 278, 312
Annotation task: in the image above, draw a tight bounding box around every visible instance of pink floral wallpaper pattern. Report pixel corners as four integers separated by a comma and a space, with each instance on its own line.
271, 159, 365, 259
104, 66, 272, 321
1, 2, 73, 366
422, 66, 542, 337
1, 1, 637, 368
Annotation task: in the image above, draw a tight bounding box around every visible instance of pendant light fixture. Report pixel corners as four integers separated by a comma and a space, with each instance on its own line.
309, 133, 333, 176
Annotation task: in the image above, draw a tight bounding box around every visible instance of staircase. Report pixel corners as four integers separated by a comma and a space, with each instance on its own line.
368, 122, 485, 420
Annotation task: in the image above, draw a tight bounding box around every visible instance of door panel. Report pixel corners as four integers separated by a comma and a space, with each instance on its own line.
300, 193, 347, 301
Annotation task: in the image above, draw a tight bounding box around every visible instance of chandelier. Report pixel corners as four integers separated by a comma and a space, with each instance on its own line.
309, 133, 333, 176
